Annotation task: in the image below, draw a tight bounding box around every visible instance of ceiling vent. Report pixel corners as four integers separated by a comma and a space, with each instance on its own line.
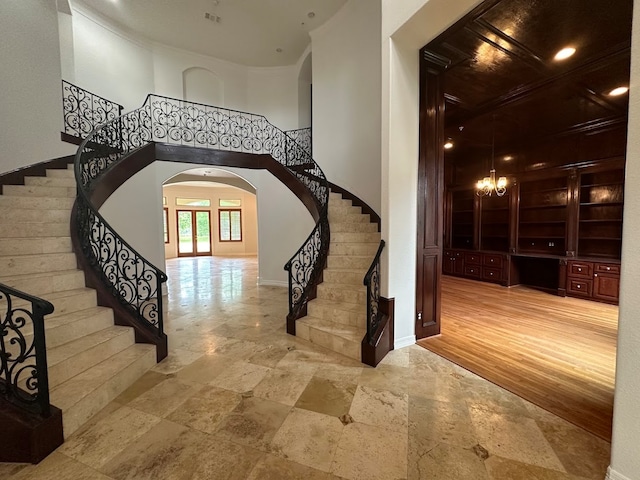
204, 13, 221, 23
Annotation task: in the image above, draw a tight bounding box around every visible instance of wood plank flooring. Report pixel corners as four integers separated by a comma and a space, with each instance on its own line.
417, 275, 618, 441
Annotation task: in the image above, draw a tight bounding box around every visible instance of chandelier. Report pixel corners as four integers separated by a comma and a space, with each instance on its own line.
476, 120, 507, 197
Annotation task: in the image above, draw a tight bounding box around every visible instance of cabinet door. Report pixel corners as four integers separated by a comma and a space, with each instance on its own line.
453, 251, 465, 275
443, 254, 454, 275
593, 273, 620, 303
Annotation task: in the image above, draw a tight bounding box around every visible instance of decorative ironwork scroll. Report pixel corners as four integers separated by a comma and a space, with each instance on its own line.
285, 127, 312, 157
0, 283, 54, 416
364, 240, 386, 344
62, 81, 123, 140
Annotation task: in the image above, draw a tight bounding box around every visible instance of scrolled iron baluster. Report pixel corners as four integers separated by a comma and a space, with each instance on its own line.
363, 240, 386, 344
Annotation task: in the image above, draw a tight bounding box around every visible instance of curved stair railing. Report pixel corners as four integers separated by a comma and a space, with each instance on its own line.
74, 94, 329, 343
364, 240, 386, 344
0, 283, 54, 416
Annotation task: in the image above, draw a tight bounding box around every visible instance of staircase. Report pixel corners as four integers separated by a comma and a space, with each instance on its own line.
0, 164, 156, 438
296, 191, 381, 360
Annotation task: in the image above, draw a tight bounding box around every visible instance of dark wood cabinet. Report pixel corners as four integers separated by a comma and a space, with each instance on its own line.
444, 159, 623, 305
566, 260, 620, 304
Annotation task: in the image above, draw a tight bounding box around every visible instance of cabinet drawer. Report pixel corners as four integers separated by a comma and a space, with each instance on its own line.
464, 265, 482, 279
483, 254, 504, 268
595, 263, 620, 275
567, 278, 593, 297
568, 261, 593, 278
482, 267, 502, 283
465, 253, 482, 265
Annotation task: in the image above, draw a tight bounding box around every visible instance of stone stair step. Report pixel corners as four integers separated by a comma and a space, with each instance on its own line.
331, 232, 381, 243
0, 237, 72, 256
329, 192, 350, 204
328, 212, 370, 224
307, 298, 365, 327
316, 283, 367, 305
328, 204, 361, 216
0, 222, 70, 238
0, 252, 77, 276
2, 184, 76, 198
50, 343, 156, 437
323, 268, 366, 286
42, 306, 115, 349
327, 254, 373, 270
329, 242, 379, 256
297, 316, 364, 360
46, 168, 75, 179
0, 195, 75, 210
0, 269, 85, 297
48, 326, 135, 389
25, 176, 77, 188
43, 288, 98, 318
331, 222, 378, 233
0, 208, 70, 223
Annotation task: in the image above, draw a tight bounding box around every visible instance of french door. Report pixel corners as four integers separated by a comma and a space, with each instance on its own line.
177, 210, 212, 257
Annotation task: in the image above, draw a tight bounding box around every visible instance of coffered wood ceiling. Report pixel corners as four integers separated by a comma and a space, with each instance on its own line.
424, 0, 633, 174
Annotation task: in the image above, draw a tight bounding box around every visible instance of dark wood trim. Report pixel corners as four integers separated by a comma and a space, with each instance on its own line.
60, 132, 84, 146
361, 296, 395, 367
0, 155, 75, 194
0, 398, 63, 463
176, 210, 214, 257
327, 181, 381, 232
163, 208, 169, 244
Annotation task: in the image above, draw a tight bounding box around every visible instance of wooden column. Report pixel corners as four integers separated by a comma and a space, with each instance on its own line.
415, 56, 446, 339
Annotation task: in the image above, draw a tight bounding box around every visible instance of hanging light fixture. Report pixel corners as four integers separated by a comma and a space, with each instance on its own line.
476, 118, 507, 197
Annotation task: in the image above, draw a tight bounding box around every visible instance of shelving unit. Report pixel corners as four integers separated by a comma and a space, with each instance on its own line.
450, 189, 475, 249
517, 177, 568, 256
480, 193, 509, 252
578, 169, 624, 259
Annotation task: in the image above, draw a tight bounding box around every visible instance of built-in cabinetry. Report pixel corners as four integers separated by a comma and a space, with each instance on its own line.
444, 160, 623, 304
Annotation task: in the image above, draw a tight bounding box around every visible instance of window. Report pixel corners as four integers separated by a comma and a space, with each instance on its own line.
176, 197, 211, 207
219, 209, 242, 242
219, 199, 241, 207
163, 208, 169, 243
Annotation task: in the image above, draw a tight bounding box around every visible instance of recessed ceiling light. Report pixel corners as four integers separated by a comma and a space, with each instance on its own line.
444, 141, 454, 150
609, 86, 629, 96
503, 155, 513, 161
307, 12, 316, 18
554, 47, 576, 61
276, 48, 283, 53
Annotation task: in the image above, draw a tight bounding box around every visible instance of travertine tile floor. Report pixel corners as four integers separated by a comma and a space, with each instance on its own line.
2, 257, 610, 480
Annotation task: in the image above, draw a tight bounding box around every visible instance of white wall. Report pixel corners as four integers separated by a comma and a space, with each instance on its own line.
99, 161, 314, 286
310, 0, 382, 212
609, 2, 640, 478
70, 4, 155, 111
182, 68, 224, 106
0, 0, 75, 173
297, 51, 313, 129
247, 66, 299, 131
382, 1, 640, 479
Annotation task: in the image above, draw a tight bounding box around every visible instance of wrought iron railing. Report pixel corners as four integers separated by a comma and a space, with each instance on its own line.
363, 240, 386, 344
62, 80, 123, 140
285, 127, 312, 157
75, 94, 329, 333
0, 283, 54, 416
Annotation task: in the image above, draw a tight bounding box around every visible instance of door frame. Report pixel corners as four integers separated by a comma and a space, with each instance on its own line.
176, 209, 212, 257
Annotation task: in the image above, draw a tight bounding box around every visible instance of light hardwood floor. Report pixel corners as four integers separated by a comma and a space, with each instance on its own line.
418, 275, 618, 441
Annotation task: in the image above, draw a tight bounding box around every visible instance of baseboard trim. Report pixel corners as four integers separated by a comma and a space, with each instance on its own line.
607, 466, 632, 480
394, 335, 416, 350
258, 279, 288, 288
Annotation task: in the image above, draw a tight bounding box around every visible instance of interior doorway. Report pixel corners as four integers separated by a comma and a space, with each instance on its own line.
177, 210, 212, 257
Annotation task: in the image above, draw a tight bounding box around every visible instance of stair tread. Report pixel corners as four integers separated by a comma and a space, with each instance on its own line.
299, 316, 365, 343
318, 283, 365, 292
44, 306, 112, 329
50, 344, 155, 411
0, 268, 82, 283
48, 325, 133, 366
308, 298, 365, 313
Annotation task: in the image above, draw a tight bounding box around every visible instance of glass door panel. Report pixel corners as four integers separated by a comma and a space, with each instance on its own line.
195, 211, 211, 254
177, 211, 194, 255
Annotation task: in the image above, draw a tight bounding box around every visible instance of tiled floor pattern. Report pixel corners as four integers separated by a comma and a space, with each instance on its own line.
1, 257, 610, 480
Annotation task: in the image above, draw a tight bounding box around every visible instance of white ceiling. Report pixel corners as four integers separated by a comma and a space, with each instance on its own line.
73, 0, 347, 67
